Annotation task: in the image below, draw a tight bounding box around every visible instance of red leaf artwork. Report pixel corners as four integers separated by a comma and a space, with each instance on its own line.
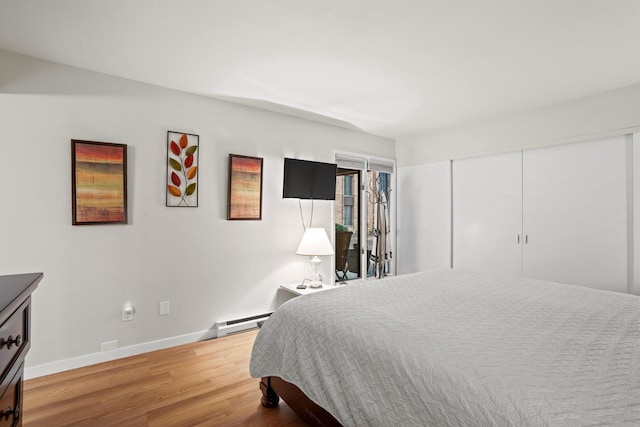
167, 131, 199, 207
171, 171, 181, 186
170, 141, 180, 156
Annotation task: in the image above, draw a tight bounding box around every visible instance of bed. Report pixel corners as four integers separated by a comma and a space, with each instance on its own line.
249, 269, 640, 426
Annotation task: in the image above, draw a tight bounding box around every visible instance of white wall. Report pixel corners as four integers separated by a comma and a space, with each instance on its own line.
634, 133, 640, 295
396, 161, 451, 274
396, 84, 640, 165
0, 50, 394, 374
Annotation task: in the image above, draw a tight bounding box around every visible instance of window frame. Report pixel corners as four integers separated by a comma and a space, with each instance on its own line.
334, 152, 396, 282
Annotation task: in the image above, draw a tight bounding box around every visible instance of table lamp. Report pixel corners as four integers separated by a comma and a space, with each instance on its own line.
296, 227, 334, 288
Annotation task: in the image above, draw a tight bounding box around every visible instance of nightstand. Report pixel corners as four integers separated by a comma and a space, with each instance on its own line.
279, 282, 341, 297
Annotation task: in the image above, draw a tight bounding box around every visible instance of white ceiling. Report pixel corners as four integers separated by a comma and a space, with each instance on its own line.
0, 1, 638, 140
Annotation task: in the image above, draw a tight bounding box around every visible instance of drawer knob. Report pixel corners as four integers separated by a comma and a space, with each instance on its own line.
1, 335, 21, 349
1, 404, 18, 421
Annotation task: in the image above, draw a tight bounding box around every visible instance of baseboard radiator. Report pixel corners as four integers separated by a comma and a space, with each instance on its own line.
214, 312, 272, 338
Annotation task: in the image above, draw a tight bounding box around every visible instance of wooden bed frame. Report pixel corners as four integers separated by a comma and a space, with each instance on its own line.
260, 376, 343, 426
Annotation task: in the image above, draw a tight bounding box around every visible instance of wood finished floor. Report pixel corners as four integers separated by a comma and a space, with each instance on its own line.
23, 329, 306, 426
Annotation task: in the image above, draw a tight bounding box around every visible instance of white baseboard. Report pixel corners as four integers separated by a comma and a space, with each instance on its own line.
25, 328, 218, 380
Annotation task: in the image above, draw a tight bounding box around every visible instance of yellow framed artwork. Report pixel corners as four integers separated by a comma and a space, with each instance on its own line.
227, 154, 263, 220
71, 140, 127, 225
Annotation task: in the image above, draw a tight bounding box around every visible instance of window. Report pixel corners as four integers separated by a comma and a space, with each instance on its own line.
344, 175, 353, 196
366, 169, 392, 278
334, 154, 395, 283
335, 168, 360, 280
344, 205, 353, 226
343, 175, 353, 226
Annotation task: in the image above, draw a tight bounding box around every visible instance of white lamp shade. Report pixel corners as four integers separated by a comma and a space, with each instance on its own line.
296, 228, 334, 256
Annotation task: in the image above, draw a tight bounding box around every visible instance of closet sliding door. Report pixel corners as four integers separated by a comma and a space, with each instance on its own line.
522, 135, 629, 293
452, 151, 522, 276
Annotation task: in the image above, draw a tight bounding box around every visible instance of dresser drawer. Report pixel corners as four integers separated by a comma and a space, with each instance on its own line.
0, 363, 22, 427
0, 300, 29, 387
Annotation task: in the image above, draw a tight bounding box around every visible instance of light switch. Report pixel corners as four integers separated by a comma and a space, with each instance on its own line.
159, 301, 170, 316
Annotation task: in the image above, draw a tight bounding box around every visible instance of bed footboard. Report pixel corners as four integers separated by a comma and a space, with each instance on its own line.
259, 376, 343, 426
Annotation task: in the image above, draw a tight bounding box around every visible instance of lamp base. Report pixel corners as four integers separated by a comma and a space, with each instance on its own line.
308, 256, 323, 288
308, 281, 323, 289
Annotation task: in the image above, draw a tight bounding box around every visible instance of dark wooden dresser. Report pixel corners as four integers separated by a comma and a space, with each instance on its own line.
0, 273, 42, 427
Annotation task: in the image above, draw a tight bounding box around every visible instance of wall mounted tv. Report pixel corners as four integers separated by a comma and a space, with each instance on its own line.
283, 158, 337, 200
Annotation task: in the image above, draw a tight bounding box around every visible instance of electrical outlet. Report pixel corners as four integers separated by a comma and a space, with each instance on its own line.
122, 304, 134, 321
159, 301, 170, 316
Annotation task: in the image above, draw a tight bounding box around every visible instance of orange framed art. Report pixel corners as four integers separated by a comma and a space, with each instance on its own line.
227, 154, 263, 220
71, 139, 127, 225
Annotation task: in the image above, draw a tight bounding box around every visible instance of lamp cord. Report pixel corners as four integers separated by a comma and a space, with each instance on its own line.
299, 199, 306, 232
298, 199, 315, 231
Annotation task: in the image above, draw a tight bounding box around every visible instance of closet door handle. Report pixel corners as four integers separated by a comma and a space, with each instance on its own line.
524, 235, 529, 244
516, 234, 521, 244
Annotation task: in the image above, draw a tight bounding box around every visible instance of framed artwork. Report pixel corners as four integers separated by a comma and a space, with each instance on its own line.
166, 131, 199, 207
227, 154, 263, 220
71, 140, 127, 225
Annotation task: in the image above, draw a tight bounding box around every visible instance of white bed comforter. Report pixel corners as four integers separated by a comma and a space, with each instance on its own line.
249, 269, 640, 426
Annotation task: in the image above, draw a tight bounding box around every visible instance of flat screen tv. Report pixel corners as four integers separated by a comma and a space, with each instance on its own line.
283, 158, 337, 200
